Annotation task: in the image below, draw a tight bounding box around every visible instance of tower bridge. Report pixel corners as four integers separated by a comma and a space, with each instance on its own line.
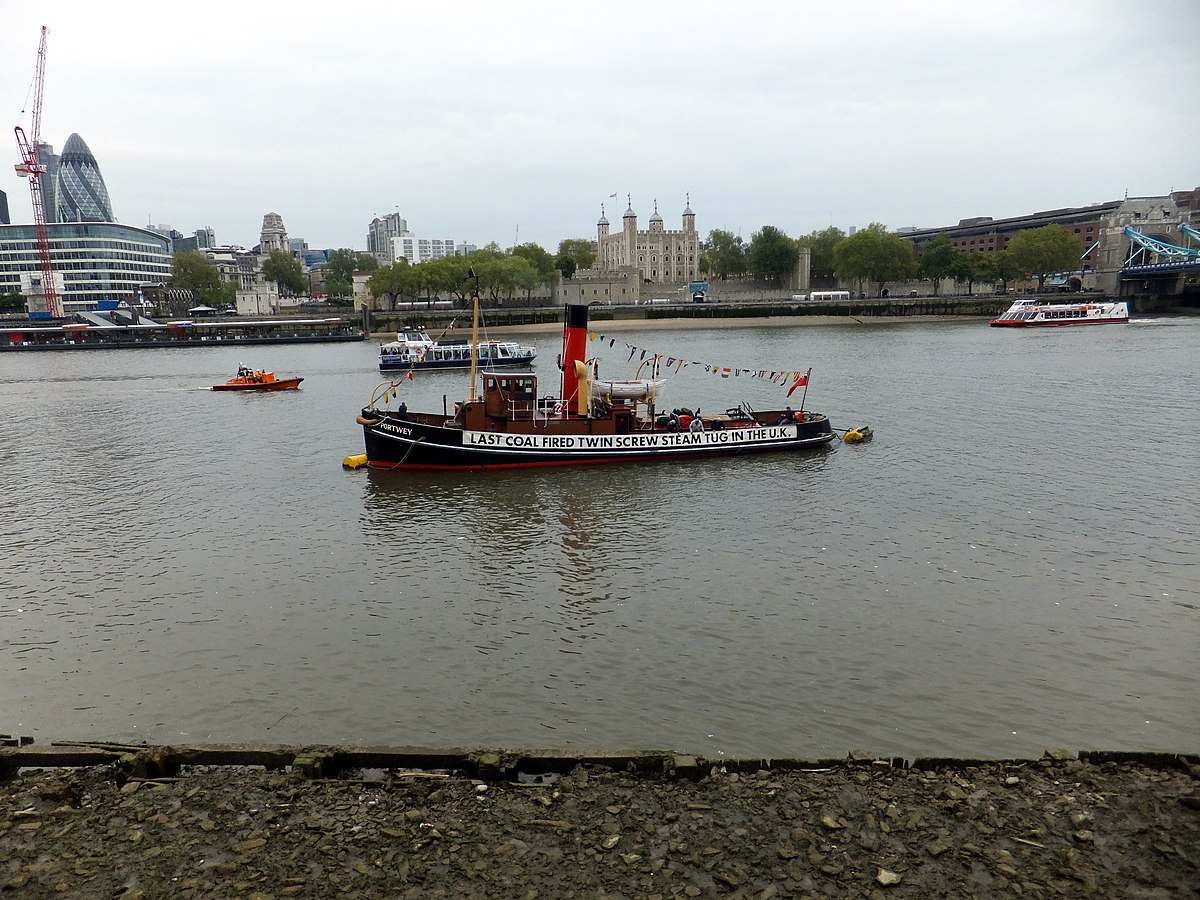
1121, 223, 1200, 276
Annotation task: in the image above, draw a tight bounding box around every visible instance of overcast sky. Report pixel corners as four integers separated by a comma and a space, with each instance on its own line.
2, 0, 1196, 253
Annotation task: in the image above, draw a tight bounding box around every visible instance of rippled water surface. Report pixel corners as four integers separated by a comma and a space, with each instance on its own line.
2, 317, 1197, 758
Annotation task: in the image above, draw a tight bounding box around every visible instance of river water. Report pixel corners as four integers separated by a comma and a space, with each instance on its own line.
1, 316, 1196, 760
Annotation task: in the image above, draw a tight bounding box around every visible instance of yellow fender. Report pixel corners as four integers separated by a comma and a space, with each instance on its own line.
342, 453, 368, 469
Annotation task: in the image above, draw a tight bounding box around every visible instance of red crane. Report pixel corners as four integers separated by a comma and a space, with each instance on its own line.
13, 26, 60, 318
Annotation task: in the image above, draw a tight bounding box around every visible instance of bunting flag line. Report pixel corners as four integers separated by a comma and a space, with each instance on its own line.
591, 330, 813, 395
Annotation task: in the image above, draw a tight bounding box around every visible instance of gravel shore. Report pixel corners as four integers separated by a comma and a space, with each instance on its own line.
2, 750, 1197, 898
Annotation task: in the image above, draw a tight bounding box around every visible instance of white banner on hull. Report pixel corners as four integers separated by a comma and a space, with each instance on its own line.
464, 425, 798, 451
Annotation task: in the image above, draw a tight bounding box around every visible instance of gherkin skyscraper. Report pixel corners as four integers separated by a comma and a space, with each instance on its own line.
54, 133, 114, 223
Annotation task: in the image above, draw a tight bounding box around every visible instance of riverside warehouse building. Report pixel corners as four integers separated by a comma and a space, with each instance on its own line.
0, 222, 172, 314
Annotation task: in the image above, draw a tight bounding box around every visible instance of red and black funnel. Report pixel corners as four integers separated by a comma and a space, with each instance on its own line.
560, 303, 589, 407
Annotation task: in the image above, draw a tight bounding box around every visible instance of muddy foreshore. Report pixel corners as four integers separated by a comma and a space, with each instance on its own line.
2, 744, 1197, 899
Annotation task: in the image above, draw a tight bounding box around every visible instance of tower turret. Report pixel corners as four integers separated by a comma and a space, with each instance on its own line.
649, 199, 664, 233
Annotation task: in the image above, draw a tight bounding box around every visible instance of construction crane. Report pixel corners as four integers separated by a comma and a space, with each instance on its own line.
13, 26, 60, 318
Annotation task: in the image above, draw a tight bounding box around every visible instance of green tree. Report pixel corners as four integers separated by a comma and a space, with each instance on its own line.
555, 253, 578, 280
324, 276, 352, 302
917, 234, 958, 297
1004, 224, 1082, 291
0, 291, 25, 314
509, 256, 541, 300
992, 249, 1023, 294
171, 250, 234, 307
510, 242, 556, 281
321, 248, 362, 304
261, 250, 306, 296
832, 223, 917, 296
424, 256, 471, 301
796, 226, 845, 281
172, 250, 221, 294
948, 251, 985, 295
368, 260, 416, 308
480, 256, 539, 302
325, 248, 359, 284
970, 253, 1000, 295
747, 225, 799, 283
703, 229, 747, 279
557, 238, 595, 271
356, 253, 379, 273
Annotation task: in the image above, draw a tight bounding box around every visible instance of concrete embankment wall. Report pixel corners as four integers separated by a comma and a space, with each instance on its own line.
370, 296, 1008, 333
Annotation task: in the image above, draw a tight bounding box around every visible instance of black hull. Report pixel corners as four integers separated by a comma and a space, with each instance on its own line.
360, 410, 836, 470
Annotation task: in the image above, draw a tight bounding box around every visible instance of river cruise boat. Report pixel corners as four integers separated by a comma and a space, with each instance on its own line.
989, 297, 1129, 327
378, 327, 536, 372
358, 303, 837, 470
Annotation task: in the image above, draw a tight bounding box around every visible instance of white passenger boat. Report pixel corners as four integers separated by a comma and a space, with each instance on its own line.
989, 296, 1129, 327
378, 327, 536, 371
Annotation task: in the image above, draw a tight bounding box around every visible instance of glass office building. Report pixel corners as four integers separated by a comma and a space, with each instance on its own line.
0, 223, 171, 312
53, 133, 114, 223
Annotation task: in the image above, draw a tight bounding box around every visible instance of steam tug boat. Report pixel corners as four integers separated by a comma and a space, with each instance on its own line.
357, 303, 836, 470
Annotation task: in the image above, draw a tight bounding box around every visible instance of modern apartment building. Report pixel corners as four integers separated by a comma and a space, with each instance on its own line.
393, 235, 457, 264
367, 213, 409, 264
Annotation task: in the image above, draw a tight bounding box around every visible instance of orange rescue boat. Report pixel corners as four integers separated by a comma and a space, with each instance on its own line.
213, 365, 303, 392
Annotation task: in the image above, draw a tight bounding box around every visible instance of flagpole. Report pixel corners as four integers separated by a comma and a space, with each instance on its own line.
467, 269, 481, 402
799, 368, 811, 412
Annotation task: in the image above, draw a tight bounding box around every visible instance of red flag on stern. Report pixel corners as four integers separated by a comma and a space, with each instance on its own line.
786, 369, 810, 397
